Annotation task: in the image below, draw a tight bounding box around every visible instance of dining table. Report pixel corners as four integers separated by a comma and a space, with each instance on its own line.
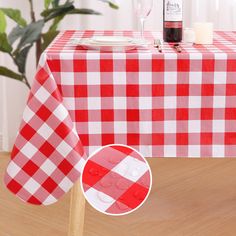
3, 30, 236, 234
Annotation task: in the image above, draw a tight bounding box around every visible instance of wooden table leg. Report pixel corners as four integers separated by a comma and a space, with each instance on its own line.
68, 181, 86, 236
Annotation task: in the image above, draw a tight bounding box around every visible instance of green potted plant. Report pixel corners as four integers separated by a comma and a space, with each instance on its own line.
0, 0, 118, 89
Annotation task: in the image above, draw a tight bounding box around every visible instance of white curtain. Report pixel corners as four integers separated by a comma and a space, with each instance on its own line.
1, 0, 236, 151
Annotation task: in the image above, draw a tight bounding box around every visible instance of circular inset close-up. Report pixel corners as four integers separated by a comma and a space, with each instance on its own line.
81, 144, 152, 216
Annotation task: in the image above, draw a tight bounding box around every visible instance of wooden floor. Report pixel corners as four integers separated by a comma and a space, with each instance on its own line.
1, 153, 236, 236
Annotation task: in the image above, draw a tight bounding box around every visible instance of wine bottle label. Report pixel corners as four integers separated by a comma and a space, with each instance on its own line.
164, 22, 182, 28
164, 0, 183, 22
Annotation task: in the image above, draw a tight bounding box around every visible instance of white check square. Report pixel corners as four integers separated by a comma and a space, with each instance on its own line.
113, 72, 126, 84
189, 96, 201, 108
87, 72, 101, 85
164, 146, 177, 157
21, 142, 37, 159
88, 122, 102, 134
34, 87, 51, 104
188, 120, 201, 133
212, 120, 225, 132
114, 121, 127, 134
60, 72, 75, 85
37, 123, 54, 140
85, 188, 115, 212
53, 104, 68, 121
112, 156, 148, 182
41, 159, 57, 175
57, 140, 73, 157
164, 121, 176, 133
59, 176, 74, 191
139, 97, 152, 109
189, 72, 202, 84
114, 97, 127, 109
139, 72, 152, 85
164, 96, 177, 109
214, 96, 226, 108
24, 178, 40, 194
88, 97, 101, 110
23, 106, 35, 123
164, 72, 177, 84
7, 162, 21, 178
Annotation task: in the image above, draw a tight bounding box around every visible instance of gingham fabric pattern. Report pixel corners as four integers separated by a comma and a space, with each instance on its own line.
4, 30, 236, 205
4, 54, 87, 205
81, 145, 151, 215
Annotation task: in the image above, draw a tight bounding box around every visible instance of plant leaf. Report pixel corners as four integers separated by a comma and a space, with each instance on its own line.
15, 45, 32, 73
97, 0, 119, 9
8, 25, 25, 45
0, 10, 7, 33
49, 15, 65, 32
41, 2, 74, 21
0, 8, 27, 27
0, 66, 23, 81
42, 30, 59, 51
52, 0, 60, 7
17, 20, 44, 50
0, 33, 12, 53
68, 8, 101, 15
44, 0, 52, 9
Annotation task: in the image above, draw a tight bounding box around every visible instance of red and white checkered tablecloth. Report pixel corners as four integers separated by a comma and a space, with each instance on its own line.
4, 31, 236, 205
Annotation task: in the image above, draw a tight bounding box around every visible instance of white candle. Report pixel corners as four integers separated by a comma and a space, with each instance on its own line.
194, 22, 214, 44
183, 28, 196, 44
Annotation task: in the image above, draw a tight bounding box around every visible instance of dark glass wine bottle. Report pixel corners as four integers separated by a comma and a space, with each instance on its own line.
163, 0, 183, 43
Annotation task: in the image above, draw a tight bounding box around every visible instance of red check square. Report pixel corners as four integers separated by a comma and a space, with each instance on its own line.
225, 108, 236, 120
177, 84, 189, 96
75, 85, 88, 97
74, 59, 87, 72
58, 159, 74, 175
75, 110, 88, 122
126, 85, 139, 97
55, 123, 71, 139
82, 160, 110, 187
117, 183, 148, 209
102, 134, 115, 145
127, 134, 140, 145
20, 124, 36, 140
177, 59, 190, 72
100, 59, 113, 72
176, 133, 189, 145
7, 179, 22, 194
225, 133, 236, 145
152, 109, 164, 121
39, 141, 55, 157
152, 133, 164, 145
101, 85, 113, 97
36, 105, 51, 121
126, 59, 139, 72
152, 59, 164, 72
202, 84, 214, 96
202, 59, 215, 72
177, 108, 189, 120
42, 177, 58, 192
101, 110, 114, 122
226, 84, 236, 96
22, 160, 39, 176
227, 60, 236, 72
127, 110, 139, 121
201, 108, 213, 120
152, 84, 164, 96
47, 59, 61, 72
201, 133, 213, 145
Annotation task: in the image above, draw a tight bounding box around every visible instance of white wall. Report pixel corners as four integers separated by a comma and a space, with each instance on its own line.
1, 0, 236, 151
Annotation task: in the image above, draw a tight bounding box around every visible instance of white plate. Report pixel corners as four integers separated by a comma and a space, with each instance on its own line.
70, 38, 150, 52
92, 36, 133, 44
